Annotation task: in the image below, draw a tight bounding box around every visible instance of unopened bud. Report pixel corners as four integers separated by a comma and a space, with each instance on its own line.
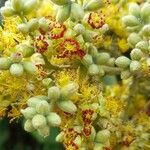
88, 64, 99, 75
10, 63, 24, 76
115, 56, 131, 68
27, 97, 42, 107
56, 132, 64, 142
18, 24, 29, 34
121, 70, 131, 80
48, 86, 60, 100
10, 52, 23, 63
141, 25, 150, 37
130, 60, 141, 73
42, 78, 52, 87
141, 2, 150, 21
129, 3, 140, 17
58, 100, 77, 114
32, 114, 47, 129
56, 5, 71, 23
21, 107, 36, 119
95, 53, 110, 65
23, 61, 37, 75
0, 7, 15, 17
47, 112, 61, 127
36, 100, 50, 115
127, 33, 142, 46
0, 58, 12, 70
130, 48, 143, 60
38, 125, 50, 138
82, 54, 93, 66
28, 19, 39, 32
135, 41, 149, 53
24, 119, 35, 132
74, 23, 85, 35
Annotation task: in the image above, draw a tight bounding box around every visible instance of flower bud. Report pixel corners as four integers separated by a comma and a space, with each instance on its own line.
61, 83, 79, 97
141, 2, 150, 21
24, 119, 35, 132
0, 7, 15, 17
129, 3, 140, 17
51, 0, 70, 5
27, 97, 41, 107
83, 30, 97, 42
94, 52, 110, 65
42, 78, 52, 87
121, 70, 131, 80
31, 53, 45, 66
130, 60, 141, 73
56, 5, 71, 23
21, 107, 36, 119
115, 56, 131, 68
0, 58, 12, 70
135, 41, 149, 53
16, 44, 35, 58
127, 33, 142, 46
82, 54, 93, 66
94, 143, 104, 150
56, 132, 64, 142
95, 129, 110, 143
74, 23, 85, 35
88, 64, 99, 75
23, 0, 38, 15
48, 86, 60, 101
122, 15, 140, 27
38, 125, 50, 138
47, 112, 61, 127
12, 0, 24, 12
10, 63, 24, 76
130, 48, 143, 60
141, 25, 150, 37
58, 100, 77, 114
98, 67, 105, 77
18, 24, 29, 34
38, 18, 49, 32
32, 114, 47, 129
23, 61, 37, 75
84, 0, 104, 11
88, 45, 98, 56
107, 58, 115, 67
71, 3, 84, 21
10, 52, 23, 63
28, 19, 39, 32
36, 100, 50, 115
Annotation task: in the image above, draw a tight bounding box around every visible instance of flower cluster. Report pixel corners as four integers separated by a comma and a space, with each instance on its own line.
0, 0, 150, 150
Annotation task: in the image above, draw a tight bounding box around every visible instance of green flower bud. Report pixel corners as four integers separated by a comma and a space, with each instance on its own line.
87, 126, 96, 141
37, 125, 50, 138
127, 33, 142, 46
126, 25, 141, 32
122, 15, 140, 27
74, 135, 82, 147
141, 2, 150, 21
61, 83, 79, 97
56, 5, 71, 23
23, 0, 38, 15
82, 54, 93, 66
47, 112, 61, 127
24, 119, 35, 132
32, 114, 47, 129
74, 23, 85, 35
48, 86, 60, 100
16, 44, 34, 58
21, 107, 36, 119
83, 30, 97, 42
10, 52, 23, 63
129, 3, 140, 17
94, 143, 104, 150
42, 78, 52, 87
18, 24, 29, 34
0, 58, 12, 70
10, 63, 24, 76
107, 58, 115, 67
88, 45, 98, 56
36, 100, 50, 115
23, 61, 37, 75
0, 7, 16, 17
12, 0, 24, 12
84, 0, 104, 11
27, 97, 41, 107
121, 70, 131, 80
88, 64, 99, 75
71, 3, 84, 21
94, 52, 110, 65
28, 19, 39, 32
98, 67, 105, 77
51, 0, 70, 5
58, 100, 77, 114
95, 129, 110, 143
115, 56, 131, 68
56, 132, 64, 142
130, 60, 141, 73
130, 48, 143, 60
141, 25, 150, 37
135, 41, 149, 53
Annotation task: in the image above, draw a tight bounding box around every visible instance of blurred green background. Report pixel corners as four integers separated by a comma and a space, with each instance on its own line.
0, 0, 64, 149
